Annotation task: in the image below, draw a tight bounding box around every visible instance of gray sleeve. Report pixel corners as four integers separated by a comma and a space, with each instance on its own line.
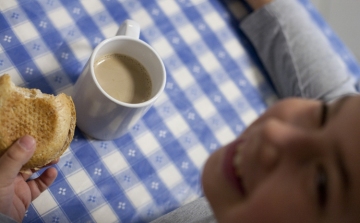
151, 197, 216, 223
240, 0, 358, 102
0, 213, 17, 223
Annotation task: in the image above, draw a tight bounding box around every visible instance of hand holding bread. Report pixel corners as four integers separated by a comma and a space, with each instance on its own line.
0, 74, 76, 222
0, 74, 76, 171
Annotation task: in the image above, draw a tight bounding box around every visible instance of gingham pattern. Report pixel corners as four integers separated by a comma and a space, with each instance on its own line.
0, 0, 359, 222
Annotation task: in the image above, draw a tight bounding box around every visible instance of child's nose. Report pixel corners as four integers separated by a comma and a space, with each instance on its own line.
259, 144, 279, 171
256, 118, 315, 172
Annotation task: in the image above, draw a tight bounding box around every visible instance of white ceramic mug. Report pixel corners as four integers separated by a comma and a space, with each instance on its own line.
72, 20, 166, 140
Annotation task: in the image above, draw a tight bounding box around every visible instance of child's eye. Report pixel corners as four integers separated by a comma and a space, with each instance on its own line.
316, 166, 328, 208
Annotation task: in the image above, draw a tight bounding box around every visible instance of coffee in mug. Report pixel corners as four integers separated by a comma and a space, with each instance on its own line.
94, 54, 152, 104
72, 19, 166, 140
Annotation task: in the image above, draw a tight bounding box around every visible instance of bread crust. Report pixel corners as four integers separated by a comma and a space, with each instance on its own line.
0, 74, 76, 171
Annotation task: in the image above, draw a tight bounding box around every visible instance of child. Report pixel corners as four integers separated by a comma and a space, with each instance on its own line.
153, 0, 360, 222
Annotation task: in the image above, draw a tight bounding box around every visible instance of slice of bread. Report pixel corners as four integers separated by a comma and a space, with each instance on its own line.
0, 74, 76, 171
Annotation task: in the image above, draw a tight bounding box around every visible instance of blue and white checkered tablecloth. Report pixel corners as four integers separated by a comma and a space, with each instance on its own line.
0, 0, 359, 222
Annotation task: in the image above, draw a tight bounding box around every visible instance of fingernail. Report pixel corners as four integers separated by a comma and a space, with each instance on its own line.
18, 135, 36, 151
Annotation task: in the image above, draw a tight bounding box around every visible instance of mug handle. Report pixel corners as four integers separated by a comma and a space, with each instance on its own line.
116, 19, 140, 39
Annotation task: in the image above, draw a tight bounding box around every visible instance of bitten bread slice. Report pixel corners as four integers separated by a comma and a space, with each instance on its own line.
0, 74, 76, 171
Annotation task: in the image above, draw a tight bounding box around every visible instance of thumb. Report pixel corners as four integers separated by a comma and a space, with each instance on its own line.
0, 136, 36, 186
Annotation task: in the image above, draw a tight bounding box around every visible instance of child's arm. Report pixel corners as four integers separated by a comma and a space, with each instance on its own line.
241, 0, 358, 102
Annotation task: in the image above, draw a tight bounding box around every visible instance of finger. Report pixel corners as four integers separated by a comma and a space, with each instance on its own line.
21, 158, 60, 181
0, 136, 36, 186
28, 167, 58, 201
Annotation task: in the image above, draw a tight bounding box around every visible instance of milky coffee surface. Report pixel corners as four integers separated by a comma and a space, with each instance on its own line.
94, 54, 152, 104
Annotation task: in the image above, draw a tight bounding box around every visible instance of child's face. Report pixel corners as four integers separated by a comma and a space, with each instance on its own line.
202, 96, 360, 222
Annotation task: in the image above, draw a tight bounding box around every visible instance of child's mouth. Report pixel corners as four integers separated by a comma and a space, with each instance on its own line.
233, 143, 243, 178
233, 141, 246, 196
222, 138, 247, 197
